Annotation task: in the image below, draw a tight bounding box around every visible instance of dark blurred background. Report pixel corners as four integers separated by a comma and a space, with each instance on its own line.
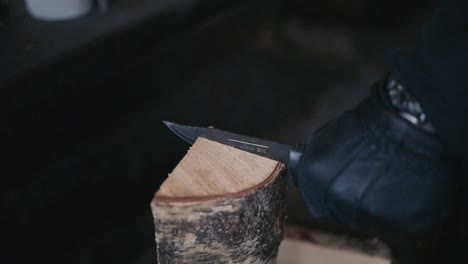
1, 0, 437, 263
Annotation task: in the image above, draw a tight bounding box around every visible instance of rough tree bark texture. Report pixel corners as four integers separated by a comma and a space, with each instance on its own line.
151, 138, 287, 263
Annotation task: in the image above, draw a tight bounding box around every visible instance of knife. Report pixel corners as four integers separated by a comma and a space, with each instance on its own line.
163, 121, 306, 176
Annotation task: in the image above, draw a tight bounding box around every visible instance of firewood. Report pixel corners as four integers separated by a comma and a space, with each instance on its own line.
151, 137, 287, 263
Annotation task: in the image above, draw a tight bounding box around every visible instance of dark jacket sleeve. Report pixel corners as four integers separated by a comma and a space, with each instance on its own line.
388, 0, 468, 167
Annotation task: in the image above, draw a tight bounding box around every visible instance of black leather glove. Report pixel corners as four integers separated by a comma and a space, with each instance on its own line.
292, 80, 457, 241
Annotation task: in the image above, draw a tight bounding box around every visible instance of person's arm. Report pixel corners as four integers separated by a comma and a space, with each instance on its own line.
292, 77, 458, 262
389, 0, 468, 165
292, 0, 468, 240
291, 1, 468, 261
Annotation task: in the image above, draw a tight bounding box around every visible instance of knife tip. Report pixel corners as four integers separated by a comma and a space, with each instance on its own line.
162, 120, 174, 127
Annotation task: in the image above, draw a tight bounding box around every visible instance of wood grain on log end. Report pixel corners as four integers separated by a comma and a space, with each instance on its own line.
151, 137, 287, 263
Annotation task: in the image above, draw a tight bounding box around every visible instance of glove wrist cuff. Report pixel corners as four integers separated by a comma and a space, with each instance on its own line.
362, 83, 446, 157
383, 75, 437, 134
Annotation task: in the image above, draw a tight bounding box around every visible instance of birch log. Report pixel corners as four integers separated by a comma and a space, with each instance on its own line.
151, 137, 287, 263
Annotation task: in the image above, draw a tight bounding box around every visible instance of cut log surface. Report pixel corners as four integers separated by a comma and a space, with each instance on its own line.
151, 137, 287, 263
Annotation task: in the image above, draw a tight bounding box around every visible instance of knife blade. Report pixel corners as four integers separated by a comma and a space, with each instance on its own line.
163, 121, 305, 171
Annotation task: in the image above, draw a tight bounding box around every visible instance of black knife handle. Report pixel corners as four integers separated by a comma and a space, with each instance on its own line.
289, 144, 306, 183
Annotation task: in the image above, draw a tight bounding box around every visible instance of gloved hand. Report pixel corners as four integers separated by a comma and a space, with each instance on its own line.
292, 79, 457, 241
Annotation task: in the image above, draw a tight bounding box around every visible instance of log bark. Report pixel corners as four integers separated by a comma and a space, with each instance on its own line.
151, 137, 287, 263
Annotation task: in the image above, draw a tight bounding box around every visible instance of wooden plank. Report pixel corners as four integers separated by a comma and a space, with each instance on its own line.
277, 238, 390, 264
277, 225, 391, 264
